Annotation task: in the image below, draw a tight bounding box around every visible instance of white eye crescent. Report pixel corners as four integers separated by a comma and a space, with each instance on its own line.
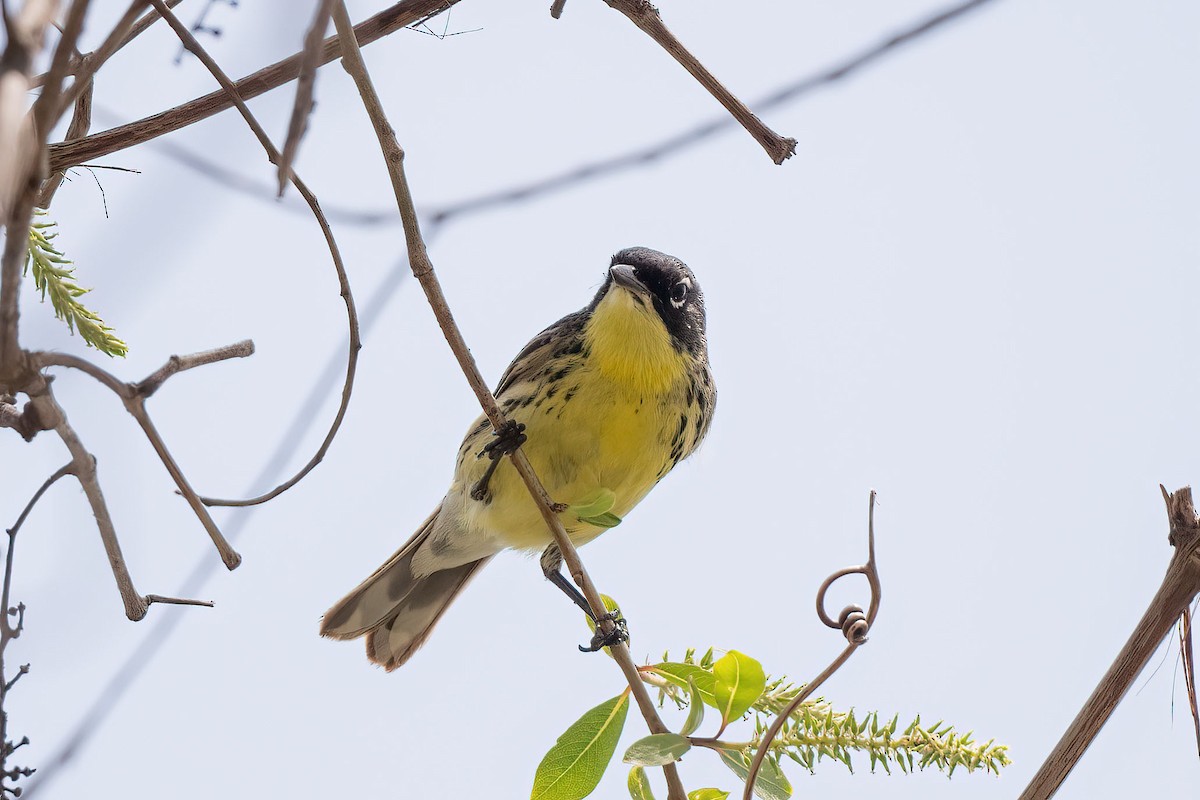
669, 279, 691, 309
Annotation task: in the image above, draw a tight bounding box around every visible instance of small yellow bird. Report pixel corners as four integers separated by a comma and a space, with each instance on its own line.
320, 247, 716, 669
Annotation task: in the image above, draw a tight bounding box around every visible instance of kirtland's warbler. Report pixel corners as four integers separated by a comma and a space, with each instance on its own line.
320, 247, 715, 669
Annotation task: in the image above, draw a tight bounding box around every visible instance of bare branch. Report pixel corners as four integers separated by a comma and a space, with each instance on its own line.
29, 0, 175, 89
42, 377, 148, 620
36, 45, 93, 209
1020, 486, 1200, 799
134, 338, 254, 397
278, 0, 336, 196
29, 350, 125, 394
139, 0, 360, 508
30, 0, 91, 138
549, 0, 567, 19
3, 461, 73, 540
3, 462, 74, 635
0, 457, 67, 799
435, 0, 1000, 224
331, 3, 685, 797
602, 0, 795, 164
127, 402, 241, 567
744, 491, 881, 799
45, 1, 146, 138
144, 594, 213, 608
48, 0, 463, 172
15, 373, 226, 618
33, 343, 255, 569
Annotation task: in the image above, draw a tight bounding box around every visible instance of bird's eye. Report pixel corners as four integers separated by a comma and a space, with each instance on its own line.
669, 282, 688, 308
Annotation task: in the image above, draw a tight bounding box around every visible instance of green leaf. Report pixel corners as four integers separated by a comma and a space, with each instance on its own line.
627, 767, 655, 800
688, 791, 730, 800
648, 663, 717, 708
573, 490, 621, 527
679, 677, 705, 736
579, 512, 622, 528
712, 651, 766, 729
532, 691, 630, 800
572, 489, 616, 519
717, 749, 792, 800
622, 733, 691, 767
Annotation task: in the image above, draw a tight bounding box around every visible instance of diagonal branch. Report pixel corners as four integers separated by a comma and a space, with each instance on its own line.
330, 3, 685, 798
278, 0, 336, 196
1020, 486, 1200, 799
436, 0, 1000, 223
48, 0, 463, 172
601, 0, 795, 164
40, 373, 146, 619
29, 0, 91, 138
3, 462, 74, 635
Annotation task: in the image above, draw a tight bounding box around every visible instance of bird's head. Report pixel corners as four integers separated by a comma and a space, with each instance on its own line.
593, 246, 707, 359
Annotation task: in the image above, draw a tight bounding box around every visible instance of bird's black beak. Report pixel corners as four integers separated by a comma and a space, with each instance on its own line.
608, 264, 649, 296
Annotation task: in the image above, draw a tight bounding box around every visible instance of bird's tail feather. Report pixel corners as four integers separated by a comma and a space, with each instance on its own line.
319, 506, 492, 670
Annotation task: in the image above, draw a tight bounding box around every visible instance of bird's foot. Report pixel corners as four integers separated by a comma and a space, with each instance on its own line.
580, 610, 629, 653
470, 421, 527, 501
479, 420, 526, 460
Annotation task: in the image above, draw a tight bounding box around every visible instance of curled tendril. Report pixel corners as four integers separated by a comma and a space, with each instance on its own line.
815, 490, 881, 643
742, 491, 882, 800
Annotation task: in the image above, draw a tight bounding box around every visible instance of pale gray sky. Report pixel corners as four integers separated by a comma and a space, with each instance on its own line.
4, 1, 1199, 798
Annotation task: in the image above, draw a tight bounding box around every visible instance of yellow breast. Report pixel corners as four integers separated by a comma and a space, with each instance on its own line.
458, 285, 697, 551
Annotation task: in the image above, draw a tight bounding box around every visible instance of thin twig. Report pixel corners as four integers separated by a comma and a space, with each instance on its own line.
29, 0, 90, 141
434, 0, 1000, 224
602, 0, 795, 164
743, 491, 882, 800
278, 0, 336, 196
134, 339, 254, 397
128, 403, 241, 567
48, 0, 464, 172
43, 378, 148, 619
29, 0, 166, 89
143, 0, 361, 509
144, 594, 213, 608
46, 1, 148, 137
0, 460, 69, 800
1180, 607, 1200, 756
331, 4, 684, 797
1020, 486, 1200, 799
3, 463, 74, 637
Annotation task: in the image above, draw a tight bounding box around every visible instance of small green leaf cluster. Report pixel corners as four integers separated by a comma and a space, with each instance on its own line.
529, 638, 1010, 800
25, 211, 127, 357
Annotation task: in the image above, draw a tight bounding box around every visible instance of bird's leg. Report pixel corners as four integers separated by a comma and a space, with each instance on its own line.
540, 544, 629, 653
470, 420, 527, 501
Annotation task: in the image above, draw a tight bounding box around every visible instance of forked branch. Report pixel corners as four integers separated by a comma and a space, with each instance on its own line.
33, 342, 256, 572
